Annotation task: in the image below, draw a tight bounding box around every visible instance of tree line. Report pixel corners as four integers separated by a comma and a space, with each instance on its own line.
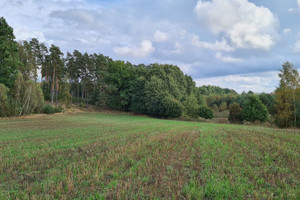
0, 17, 299, 128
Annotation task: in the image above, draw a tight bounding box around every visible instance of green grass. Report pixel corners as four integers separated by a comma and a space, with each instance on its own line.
0, 112, 299, 199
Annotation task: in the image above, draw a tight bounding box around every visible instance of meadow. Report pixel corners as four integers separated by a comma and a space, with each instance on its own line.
0, 112, 299, 199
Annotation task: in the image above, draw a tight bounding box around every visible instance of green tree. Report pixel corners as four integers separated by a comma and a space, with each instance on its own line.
275, 62, 300, 127
212, 104, 219, 112
49, 45, 63, 105
0, 84, 9, 117
0, 17, 19, 88
259, 93, 275, 115
242, 95, 268, 122
184, 94, 199, 118
228, 102, 242, 123
29, 38, 41, 82
219, 101, 227, 111
198, 106, 213, 119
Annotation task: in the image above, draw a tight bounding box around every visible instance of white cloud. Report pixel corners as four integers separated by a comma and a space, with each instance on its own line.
298, 0, 300, 8
153, 30, 169, 42
191, 35, 234, 52
195, 71, 279, 93
14, 26, 49, 43
294, 32, 300, 52
114, 40, 155, 58
215, 52, 243, 63
194, 0, 279, 50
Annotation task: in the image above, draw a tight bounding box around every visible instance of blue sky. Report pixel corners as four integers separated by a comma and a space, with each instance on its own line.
1, 0, 300, 93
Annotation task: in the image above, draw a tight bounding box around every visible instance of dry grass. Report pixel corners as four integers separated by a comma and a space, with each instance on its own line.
0, 113, 299, 199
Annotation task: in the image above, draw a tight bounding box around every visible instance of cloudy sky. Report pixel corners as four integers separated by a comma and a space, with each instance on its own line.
1, 0, 300, 93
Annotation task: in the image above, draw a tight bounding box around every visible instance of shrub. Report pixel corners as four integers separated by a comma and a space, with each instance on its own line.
198, 106, 213, 120
54, 106, 64, 113
147, 94, 183, 119
242, 95, 268, 122
228, 102, 242, 123
79, 102, 86, 108
43, 104, 55, 114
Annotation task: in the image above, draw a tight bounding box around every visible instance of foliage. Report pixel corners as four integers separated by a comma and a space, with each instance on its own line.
296, 101, 300, 127
59, 81, 72, 107
219, 101, 227, 111
198, 106, 213, 119
0, 17, 19, 88
43, 104, 55, 114
212, 104, 219, 112
21, 81, 45, 115
274, 62, 300, 128
258, 93, 275, 115
198, 85, 237, 96
0, 84, 9, 117
160, 95, 183, 118
184, 94, 199, 118
54, 106, 64, 113
206, 94, 237, 108
228, 102, 242, 123
274, 87, 294, 128
242, 95, 268, 122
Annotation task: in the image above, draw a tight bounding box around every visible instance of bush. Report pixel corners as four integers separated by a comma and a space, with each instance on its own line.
147, 94, 183, 119
43, 104, 55, 114
54, 106, 64, 113
198, 106, 213, 119
161, 96, 183, 118
242, 95, 268, 122
228, 102, 242, 123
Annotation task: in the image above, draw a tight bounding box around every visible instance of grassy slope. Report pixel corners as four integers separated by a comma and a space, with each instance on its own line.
0, 113, 299, 199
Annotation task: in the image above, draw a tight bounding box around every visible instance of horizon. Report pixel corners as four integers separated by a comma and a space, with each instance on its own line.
1, 0, 300, 93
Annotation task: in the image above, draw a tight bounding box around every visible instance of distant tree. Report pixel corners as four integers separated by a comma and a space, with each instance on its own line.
259, 93, 275, 115
49, 45, 63, 105
274, 62, 300, 127
219, 101, 227, 111
228, 102, 242, 123
0, 17, 19, 88
198, 85, 237, 96
212, 104, 219, 112
29, 38, 41, 82
198, 106, 213, 120
242, 95, 268, 122
184, 94, 199, 118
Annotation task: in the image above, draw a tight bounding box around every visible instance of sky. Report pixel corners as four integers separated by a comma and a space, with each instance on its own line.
1, 0, 300, 93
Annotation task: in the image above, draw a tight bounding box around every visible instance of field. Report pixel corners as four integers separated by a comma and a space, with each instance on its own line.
0, 112, 299, 199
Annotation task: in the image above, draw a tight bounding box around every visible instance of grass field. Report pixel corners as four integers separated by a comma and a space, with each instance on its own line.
0, 112, 299, 199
